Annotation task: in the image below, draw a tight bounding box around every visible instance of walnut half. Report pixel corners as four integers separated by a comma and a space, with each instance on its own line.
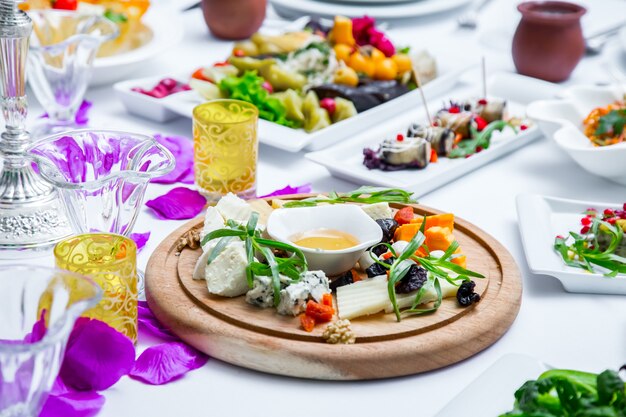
176, 228, 202, 253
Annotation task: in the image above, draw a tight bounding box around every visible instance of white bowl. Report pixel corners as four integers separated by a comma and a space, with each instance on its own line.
114, 75, 187, 123
526, 84, 626, 185
91, 8, 183, 86
266, 205, 383, 276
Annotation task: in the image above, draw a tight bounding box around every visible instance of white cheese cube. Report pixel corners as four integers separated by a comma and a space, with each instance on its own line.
200, 206, 225, 252
192, 250, 210, 280
357, 251, 376, 271
215, 193, 252, 223
205, 240, 250, 297
392, 241, 410, 255
360, 202, 392, 221
336, 275, 389, 320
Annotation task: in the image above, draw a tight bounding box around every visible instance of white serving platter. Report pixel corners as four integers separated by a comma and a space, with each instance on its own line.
270, 0, 472, 20
526, 83, 626, 185
92, 7, 184, 87
114, 60, 473, 153
305, 72, 548, 196
516, 194, 626, 295
434, 354, 549, 417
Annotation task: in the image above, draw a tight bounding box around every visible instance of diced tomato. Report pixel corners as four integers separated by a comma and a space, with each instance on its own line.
305, 300, 334, 322
300, 314, 315, 332
321, 293, 333, 308
52, 0, 77, 10
191, 68, 211, 82
394, 206, 414, 225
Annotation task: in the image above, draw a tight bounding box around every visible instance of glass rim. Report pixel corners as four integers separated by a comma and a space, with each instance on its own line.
28, 9, 120, 52
54, 232, 138, 265
193, 99, 259, 126
27, 128, 176, 190
0, 264, 102, 354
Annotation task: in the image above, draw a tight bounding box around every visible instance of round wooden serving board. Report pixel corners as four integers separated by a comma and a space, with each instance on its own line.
145, 197, 522, 380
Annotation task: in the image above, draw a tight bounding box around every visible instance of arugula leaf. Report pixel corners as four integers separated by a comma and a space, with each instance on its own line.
448, 120, 514, 158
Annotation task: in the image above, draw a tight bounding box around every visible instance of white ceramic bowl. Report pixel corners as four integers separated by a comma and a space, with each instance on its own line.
266, 205, 383, 276
91, 8, 183, 86
526, 84, 626, 185
114, 75, 187, 122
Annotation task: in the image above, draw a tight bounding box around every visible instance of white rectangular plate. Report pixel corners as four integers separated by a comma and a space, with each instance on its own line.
114, 58, 474, 153
516, 194, 626, 295
304, 72, 547, 196
435, 354, 548, 417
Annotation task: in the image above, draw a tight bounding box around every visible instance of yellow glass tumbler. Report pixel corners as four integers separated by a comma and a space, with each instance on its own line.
54, 233, 138, 343
193, 99, 259, 200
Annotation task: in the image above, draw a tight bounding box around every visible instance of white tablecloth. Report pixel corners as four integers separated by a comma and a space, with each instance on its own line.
20, 1, 626, 415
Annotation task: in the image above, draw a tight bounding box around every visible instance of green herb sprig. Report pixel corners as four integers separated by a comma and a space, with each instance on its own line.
554, 217, 626, 277
201, 212, 308, 306
383, 217, 484, 321
448, 120, 514, 159
282, 187, 417, 208
595, 108, 626, 137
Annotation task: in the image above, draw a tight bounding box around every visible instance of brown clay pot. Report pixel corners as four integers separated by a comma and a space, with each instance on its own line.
202, 0, 267, 40
512, 1, 586, 82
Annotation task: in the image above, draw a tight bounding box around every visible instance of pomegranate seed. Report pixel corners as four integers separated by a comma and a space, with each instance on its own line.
448, 106, 460, 114
396, 134, 404, 142
580, 226, 590, 234
520, 125, 528, 131
432, 121, 438, 127
581, 217, 591, 226
603, 208, 614, 217
465, 154, 471, 158
476, 146, 483, 153
474, 116, 488, 131
556, 235, 565, 239
478, 98, 488, 105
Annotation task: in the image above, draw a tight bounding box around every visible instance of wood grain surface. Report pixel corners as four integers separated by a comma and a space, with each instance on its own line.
145, 197, 522, 380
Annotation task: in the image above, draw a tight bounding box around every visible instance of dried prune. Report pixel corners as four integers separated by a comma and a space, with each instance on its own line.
370, 244, 388, 257
457, 280, 481, 307
330, 270, 354, 292
366, 257, 394, 278
376, 218, 398, 242
395, 265, 427, 294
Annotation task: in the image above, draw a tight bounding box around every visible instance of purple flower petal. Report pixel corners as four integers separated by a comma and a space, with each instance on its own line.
75, 100, 92, 126
40, 390, 105, 417
258, 184, 312, 198
138, 301, 176, 340
145, 187, 206, 220
129, 342, 208, 385
151, 135, 194, 184
59, 318, 135, 392
130, 232, 150, 252
24, 309, 47, 343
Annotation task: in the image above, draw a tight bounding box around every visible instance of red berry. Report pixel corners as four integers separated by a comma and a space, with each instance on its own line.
319, 98, 336, 115
448, 106, 461, 114
52, 0, 77, 9
261, 81, 273, 94
581, 217, 591, 226
396, 133, 404, 142
603, 208, 614, 217
478, 98, 488, 105
476, 146, 483, 153
607, 217, 617, 225
520, 125, 528, 131
474, 116, 488, 131
580, 226, 590, 234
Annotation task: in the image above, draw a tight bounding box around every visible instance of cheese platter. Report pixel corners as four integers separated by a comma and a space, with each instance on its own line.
145, 191, 522, 380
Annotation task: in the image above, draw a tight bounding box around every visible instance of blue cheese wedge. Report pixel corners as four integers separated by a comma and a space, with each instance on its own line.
205, 240, 250, 297
276, 270, 330, 316
215, 193, 252, 224
246, 275, 274, 308
361, 202, 393, 220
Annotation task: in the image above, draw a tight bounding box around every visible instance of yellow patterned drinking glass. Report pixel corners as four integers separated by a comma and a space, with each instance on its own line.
193, 99, 259, 200
54, 233, 138, 343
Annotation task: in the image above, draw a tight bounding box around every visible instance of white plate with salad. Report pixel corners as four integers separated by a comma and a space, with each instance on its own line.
516, 194, 626, 295
305, 72, 546, 197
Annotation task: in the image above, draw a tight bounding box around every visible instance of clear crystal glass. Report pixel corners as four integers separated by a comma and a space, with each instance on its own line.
27, 129, 175, 237
0, 265, 101, 417
27, 10, 118, 136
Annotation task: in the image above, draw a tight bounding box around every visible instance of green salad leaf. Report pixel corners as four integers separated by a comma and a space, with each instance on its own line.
448, 120, 515, 159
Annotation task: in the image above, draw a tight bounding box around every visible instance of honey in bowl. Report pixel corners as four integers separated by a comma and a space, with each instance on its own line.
292, 229, 359, 251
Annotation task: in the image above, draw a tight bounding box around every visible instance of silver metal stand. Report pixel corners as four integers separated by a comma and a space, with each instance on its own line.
0, 0, 70, 253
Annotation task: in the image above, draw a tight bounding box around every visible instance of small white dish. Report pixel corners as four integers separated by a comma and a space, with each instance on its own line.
435, 354, 548, 417
526, 84, 626, 185
516, 194, 626, 295
91, 8, 184, 86
305, 72, 545, 196
266, 205, 382, 276
114, 75, 188, 123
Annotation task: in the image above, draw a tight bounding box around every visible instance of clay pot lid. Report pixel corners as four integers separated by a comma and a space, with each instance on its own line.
517, 1, 587, 25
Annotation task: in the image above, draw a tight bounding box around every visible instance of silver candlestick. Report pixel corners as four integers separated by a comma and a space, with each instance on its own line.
0, 0, 70, 253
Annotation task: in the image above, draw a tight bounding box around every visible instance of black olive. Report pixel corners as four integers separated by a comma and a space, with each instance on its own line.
376, 218, 398, 242
330, 270, 354, 292
365, 257, 394, 278
395, 265, 428, 294
457, 280, 481, 307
